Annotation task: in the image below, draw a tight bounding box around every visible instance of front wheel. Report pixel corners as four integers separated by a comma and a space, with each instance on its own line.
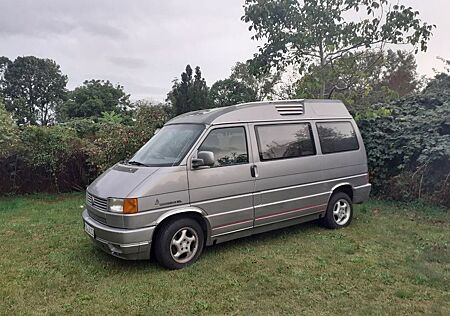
154, 217, 204, 270
321, 192, 353, 229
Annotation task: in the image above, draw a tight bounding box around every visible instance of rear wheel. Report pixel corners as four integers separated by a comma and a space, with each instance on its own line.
321, 192, 353, 229
154, 217, 204, 270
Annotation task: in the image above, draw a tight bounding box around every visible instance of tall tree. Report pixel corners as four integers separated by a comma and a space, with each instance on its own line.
209, 78, 257, 107
381, 50, 419, 97
230, 61, 280, 100
424, 57, 450, 94
293, 49, 419, 110
57, 79, 131, 122
1, 56, 67, 125
0, 99, 19, 158
167, 65, 209, 115
0, 57, 11, 82
243, 0, 434, 98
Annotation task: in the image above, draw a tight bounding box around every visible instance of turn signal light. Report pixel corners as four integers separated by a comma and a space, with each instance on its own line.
123, 198, 138, 214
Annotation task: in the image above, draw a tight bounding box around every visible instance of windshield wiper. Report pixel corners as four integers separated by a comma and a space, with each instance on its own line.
126, 160, 150, 167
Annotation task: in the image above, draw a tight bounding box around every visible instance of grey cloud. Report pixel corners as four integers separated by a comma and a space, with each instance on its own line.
0, 13, 75, 38
0, 0, 127, 39
125, 82, 167, 95
79, 22, 127, 39
109, 56, 147, 69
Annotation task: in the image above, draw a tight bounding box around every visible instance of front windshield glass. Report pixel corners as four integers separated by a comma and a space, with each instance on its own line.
130, 124, 205, 167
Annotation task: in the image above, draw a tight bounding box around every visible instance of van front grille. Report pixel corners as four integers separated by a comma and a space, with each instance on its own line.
275, 104, 304, 116
86, 192, 108, 212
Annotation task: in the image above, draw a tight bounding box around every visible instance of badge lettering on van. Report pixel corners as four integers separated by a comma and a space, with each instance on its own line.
155, 199, 182, 207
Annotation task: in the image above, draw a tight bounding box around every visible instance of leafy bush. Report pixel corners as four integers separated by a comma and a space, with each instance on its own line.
19, 125, 86, 191
0, 102, 170, 193
60, 118, 99, 139
85, 103, 168, 172
358, 78, 450, 207
0, 100, 19, 159
85, 123, 140, 172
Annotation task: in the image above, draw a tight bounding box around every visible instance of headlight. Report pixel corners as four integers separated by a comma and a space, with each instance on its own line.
108, 198, 138, 214
109, 198, 124, 213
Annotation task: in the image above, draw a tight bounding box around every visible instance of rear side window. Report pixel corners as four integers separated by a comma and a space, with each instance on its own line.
198, 127, 248, 167
316, 122, 359, 154
255, 123, 316, 161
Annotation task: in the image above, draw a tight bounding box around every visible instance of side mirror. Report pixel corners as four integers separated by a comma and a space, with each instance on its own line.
192, 151, 215, 168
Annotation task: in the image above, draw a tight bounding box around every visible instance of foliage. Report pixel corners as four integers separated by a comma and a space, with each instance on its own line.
57, 79, 132, 122
98, 111, 123, 124
354, 106, 391, 121
243, 0, 434, 98
0, 56, 68, 125
230, 61, 281, 100
0, 56, 10, 81
166, 65, 209, 115
85, 102, 167, 173
209, 78, 257, 107
85, 124, 138, 172
423, 73, 450, 95
293, 50, 419, 112
0, 102, 168, 193
434, 57, 450, 74
0, 100, 19, 159
133, 100, 170, 132
19, 125, 85, 190
60, 118, 99, 139
208, 61, 283, 107
424, 58, 450, 94
358, 75, 450, 206
383, 50, 420, 97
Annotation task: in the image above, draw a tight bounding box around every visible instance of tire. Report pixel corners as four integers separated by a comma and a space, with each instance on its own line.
321, 192, 353, 229
153, 217, 205, 270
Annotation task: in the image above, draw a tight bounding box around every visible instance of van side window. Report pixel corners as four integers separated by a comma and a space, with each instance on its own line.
198, 127, 248, 167
255, 123, 316, 161
316, 121, 360, 154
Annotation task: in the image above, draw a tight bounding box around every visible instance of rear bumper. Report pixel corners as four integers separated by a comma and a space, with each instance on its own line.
82, 209, 155, 260
353, 183, 372, 204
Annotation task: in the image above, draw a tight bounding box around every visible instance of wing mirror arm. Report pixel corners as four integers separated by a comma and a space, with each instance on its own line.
191, 158, 204, 168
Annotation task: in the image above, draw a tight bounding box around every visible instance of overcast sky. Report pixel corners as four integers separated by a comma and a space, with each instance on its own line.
1, 0, 449, 101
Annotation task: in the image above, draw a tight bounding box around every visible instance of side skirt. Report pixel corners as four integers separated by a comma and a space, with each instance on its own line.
208, 211, 325, 246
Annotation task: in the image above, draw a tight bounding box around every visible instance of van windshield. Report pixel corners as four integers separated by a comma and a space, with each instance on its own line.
129, 124, 205, 167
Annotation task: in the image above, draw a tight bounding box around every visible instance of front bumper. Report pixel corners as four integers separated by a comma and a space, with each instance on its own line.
82, 209, 155, 260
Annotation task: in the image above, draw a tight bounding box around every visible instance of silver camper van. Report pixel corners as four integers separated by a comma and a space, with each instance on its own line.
82, 100, 371, 269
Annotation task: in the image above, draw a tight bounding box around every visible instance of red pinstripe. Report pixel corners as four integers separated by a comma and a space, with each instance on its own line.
212, 203, 327, 229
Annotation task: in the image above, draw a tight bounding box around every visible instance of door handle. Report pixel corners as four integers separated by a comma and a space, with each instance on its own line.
250, 165, 258, 178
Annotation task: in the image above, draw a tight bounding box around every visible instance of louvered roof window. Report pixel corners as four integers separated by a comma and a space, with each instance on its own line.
275, 103, 304, 116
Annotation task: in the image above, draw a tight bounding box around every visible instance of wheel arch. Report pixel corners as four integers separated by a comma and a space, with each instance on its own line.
152, 207, 212, 245
328, 183, 354, 204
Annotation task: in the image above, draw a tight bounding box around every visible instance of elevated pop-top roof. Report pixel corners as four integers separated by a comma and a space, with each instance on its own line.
165, 99, 351, 126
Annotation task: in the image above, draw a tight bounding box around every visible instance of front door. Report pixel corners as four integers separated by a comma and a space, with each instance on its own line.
187, 124, 255, 237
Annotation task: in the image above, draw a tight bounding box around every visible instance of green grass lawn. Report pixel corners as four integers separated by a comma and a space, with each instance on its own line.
0, 194, 448, 315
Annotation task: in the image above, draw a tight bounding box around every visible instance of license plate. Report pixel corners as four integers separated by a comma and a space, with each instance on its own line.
85, 223, 95, 238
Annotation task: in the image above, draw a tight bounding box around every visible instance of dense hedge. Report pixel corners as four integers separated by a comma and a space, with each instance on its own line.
0, 105, 167, 193
358, 83, 450, 207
